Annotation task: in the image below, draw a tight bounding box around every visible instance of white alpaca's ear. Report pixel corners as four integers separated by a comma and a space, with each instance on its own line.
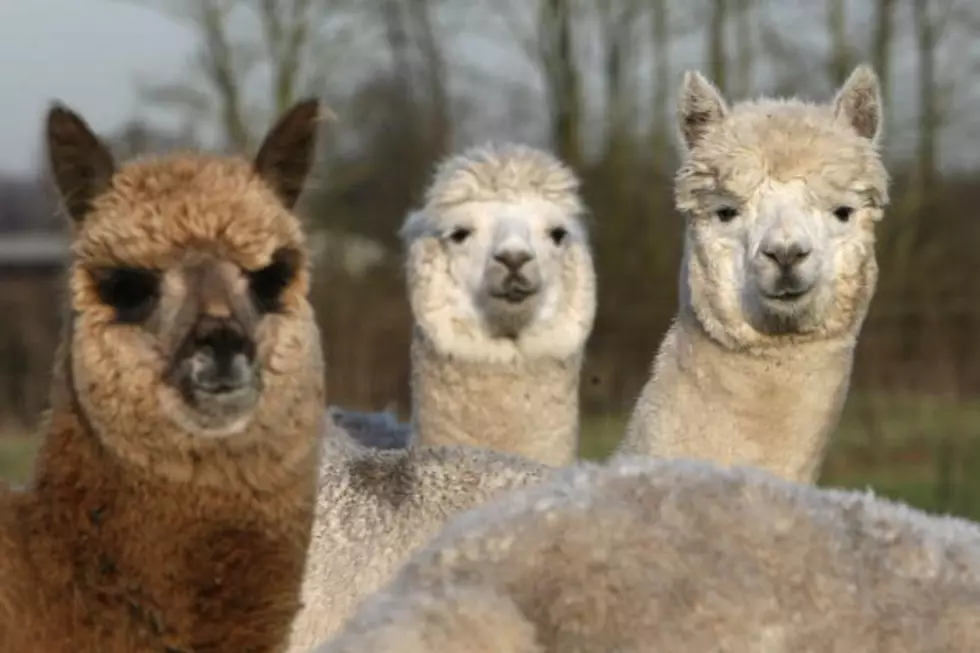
254, 98, 326, 209
833, 64, 883, 145
676, 70, 729, 152
46, 103, 116, 226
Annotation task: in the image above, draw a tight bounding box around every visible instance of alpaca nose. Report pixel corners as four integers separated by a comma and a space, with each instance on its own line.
761, 241, 811, 270
494, 249, 533, 272
189, 316, 255, 393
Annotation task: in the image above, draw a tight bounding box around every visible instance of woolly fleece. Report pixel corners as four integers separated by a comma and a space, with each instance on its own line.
315, 456, 980, 653
0, 99, 326, 652
286, 443, 551, 651
618, 65, 889, 482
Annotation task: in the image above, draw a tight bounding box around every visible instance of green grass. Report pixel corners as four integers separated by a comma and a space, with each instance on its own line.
580, 391, 980, 522
0, 435, 38, 484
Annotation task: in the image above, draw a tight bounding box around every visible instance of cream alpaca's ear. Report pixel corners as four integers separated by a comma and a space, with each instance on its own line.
45, 103, 116, 226
676, 70, 729, 152
833, 64, 883, 144
254, 98, 328, 209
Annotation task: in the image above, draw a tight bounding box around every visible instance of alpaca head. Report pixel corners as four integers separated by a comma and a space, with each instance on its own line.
46, 99, 326, 476
674, 65, 888, 349
400, 143, 596, 361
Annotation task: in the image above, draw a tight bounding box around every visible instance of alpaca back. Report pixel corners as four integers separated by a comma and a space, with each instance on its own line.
287, 443, 550, 651
316, 457, 980, 653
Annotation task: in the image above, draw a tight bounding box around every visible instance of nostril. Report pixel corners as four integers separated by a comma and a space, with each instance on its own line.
494, 250, 533, 270
192, 318, 255, 368
763, 244, 810, 268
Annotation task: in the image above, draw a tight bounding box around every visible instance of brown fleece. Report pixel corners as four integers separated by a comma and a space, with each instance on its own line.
0, 98, 326, 653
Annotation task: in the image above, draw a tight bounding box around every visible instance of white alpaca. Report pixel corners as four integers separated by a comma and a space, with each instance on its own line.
312, 456, 980, 653
286, 444, 552, 651
332, 143, 597, 466
617, 64, 889, 482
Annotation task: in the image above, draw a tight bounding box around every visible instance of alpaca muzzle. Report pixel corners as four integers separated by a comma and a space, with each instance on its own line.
185, 315, 257, 395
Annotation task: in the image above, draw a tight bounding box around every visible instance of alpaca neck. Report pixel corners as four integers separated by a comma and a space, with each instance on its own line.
3, 360, 318, 651
410, 329, 581, 466
617, 308, 856, 482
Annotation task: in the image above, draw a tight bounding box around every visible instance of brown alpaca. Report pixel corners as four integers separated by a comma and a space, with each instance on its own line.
0, 99, 326, 652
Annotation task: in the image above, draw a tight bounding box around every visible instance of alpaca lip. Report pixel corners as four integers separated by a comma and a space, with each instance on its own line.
490, 287, 537, 304
177, 350, 261, 408
764, 288, 810, 302
489, 276, 539, 304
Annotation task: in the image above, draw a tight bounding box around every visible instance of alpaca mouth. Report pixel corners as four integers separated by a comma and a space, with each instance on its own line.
490, 287, 537, 304
488, 277, 540, 304
764, 288, 810, 302
169, 348, 263, 429
760, 274, 815, 305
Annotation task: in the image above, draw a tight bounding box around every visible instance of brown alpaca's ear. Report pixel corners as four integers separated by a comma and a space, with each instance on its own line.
833, 64, 883, 145
46, 103, 116, 225
254, 98, 323, 209
676, 70, 729, 152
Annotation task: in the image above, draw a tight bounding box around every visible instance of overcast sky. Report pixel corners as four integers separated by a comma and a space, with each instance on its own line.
0, 0, 194, 175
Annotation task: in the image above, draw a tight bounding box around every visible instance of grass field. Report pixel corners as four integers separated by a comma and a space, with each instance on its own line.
579, 392, 980, 521
3, 392, 979, 520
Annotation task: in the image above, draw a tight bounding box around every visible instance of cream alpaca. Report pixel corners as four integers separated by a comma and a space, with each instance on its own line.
617, 64, 889, 482
286, 443, 551, 651
0, 100, 325, 652
332, 144, 596, 465
313, 456, 980, 653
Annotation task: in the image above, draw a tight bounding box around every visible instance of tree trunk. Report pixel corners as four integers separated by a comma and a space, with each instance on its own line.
707, 0, 728, 94
827, 0, 851, 86
540, 0, 583, 168
914, 0, 938, 194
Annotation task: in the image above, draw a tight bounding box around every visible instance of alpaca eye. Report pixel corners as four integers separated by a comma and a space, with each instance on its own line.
92, 267, 160, 324
833, 206, 855, 222
249, 247, 300, 314
549, 226, 569, 245
715, 207, 739, 223
448, 227, 472, 244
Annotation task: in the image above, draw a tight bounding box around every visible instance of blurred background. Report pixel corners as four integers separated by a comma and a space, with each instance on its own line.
1, 0, 978, 517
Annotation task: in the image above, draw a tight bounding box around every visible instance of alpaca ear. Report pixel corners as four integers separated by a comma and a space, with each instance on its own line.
254, 98, 325, 209
45, 103, 116, 226
676, 70, 729, 152
833, 64, 883, 144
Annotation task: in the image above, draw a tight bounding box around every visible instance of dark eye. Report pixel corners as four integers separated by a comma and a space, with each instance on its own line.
92, 267, 160, 324
549, 226, 569, 245
833, 206, 855, 222
248, 247, 300, 314
715, 207, 739, 222
448, 227, 472, 244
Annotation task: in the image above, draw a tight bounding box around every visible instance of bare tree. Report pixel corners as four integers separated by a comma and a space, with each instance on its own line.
649, 0, 671, 160
871, 0, 897, 113
707, 0, 728, 94
128, 0, 360, 151
734, 0, 754, 97
596, 0, 643, 163
914, 0, 954, 194
378, 0, 451, 154
826, 0, 852, 86
539, 0, 585, 167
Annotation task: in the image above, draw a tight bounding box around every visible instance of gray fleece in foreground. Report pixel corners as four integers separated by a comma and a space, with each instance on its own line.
314, 456, 980, 653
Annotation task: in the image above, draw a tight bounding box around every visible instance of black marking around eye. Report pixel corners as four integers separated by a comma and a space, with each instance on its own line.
91, 267, 161, 324
248, 247, 300, 314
